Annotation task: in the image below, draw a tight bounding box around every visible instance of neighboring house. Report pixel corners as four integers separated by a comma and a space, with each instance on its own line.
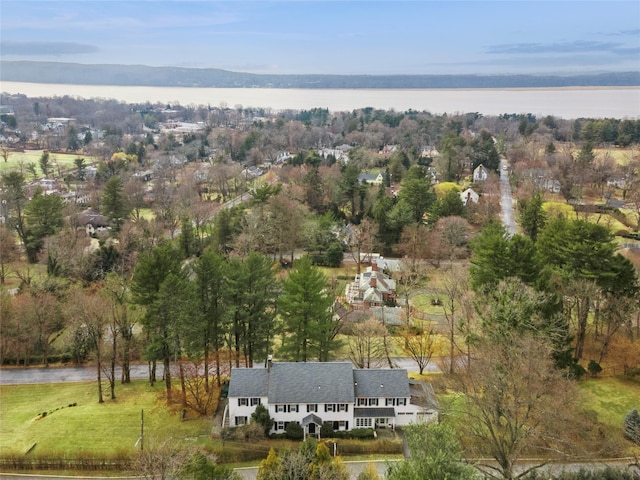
133, 169, 154, 182
426, 167, 438, 184
460, 187, 479, 205
318, 147, 350, 164
358, 172, 385, 185
473, 164, 489, 182
241, 166, 264, 180
345, 261, 396, 309
607, 175, 627, 190
520, 168, 561, 193
226, 361, 437, 436
77, 209, 110, 237
421, 146, 439, 158
378, 144, 398, 157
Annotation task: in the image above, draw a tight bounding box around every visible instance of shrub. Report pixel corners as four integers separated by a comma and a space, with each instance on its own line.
251, 404, 274, 436
285, 422, 304, 440
242, 422, 266, 441
587, 360, 603, 377
320, 422, 335, 438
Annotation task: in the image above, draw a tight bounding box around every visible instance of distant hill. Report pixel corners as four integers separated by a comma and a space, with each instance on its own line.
2, 61, 639, 89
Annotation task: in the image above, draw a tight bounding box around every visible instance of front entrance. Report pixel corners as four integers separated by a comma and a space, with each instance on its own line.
308, 423, 316, 435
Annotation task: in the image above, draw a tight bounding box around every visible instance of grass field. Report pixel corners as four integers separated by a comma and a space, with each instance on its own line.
578, 376, 640, 431
0, 150, 99, 176
0, 380, 212, 456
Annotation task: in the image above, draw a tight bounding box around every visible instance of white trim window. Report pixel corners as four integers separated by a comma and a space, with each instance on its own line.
368, 398, 379, 406
250, 398, 261, 406
235, 416, 248, 426
276, 404, 299, 413
238, 398, 249, 407
357, 398, 368, 406
307, 404, 318, 413
356, 418, 372, 428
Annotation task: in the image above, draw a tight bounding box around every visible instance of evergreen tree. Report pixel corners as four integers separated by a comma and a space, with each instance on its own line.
102, 175, 131, 231
519, 191, 546, 242
278, 256, 336, 362
131, 242, 186, 402
24, 190, 64, 263
226, 252, 277, 367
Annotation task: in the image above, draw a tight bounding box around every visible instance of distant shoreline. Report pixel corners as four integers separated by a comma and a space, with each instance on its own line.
2, 61, 639, 90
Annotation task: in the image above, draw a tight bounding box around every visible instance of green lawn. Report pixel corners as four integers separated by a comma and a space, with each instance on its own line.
0, 380, 212, 456
578, 376, 640, 430
0, 150, 99, 176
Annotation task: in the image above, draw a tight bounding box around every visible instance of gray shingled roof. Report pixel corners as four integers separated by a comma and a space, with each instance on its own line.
228, 368, 269, 398
268, 362, 355, 404
354, 408, 396, 418
353, 369, 410, 398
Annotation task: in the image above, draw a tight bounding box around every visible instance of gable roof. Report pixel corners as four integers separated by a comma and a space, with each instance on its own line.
353, 369, 411, 398
268, 362, 355, 404
228, 368, 269, 398
229, 362, 414, 404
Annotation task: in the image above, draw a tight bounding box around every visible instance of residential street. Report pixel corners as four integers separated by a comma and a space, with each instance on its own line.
0, 358, 441, 385
500, 158, 518, 235
0, 363, 164, 385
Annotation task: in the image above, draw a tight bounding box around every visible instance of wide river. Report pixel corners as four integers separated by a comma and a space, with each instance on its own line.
2, 81, 640, 119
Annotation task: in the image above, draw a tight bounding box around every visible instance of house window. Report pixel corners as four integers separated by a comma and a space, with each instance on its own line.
250, 398, 261, 406
356, 418, 372, 428
307, 404, 318, 413
397, 398, 406, 406
337, 421, 348, 430
276, 421, 285, 431
357, 398, 367, 406
276, 404, 286, 413
235, 416, 247, 426
325, 404, 335, 412
385, 398, 393, 406
368, 398, 378, 406
238, 398, 248, 407
338, 404, 348, 412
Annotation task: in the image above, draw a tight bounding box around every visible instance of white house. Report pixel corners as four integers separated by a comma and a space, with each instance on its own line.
473, 164, 489, 182
226, 361, 437, 436
460, 187, 479, 205
345, 261, 396, 309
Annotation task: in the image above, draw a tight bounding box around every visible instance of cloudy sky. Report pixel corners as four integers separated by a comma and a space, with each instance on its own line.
1, 0, 639, 75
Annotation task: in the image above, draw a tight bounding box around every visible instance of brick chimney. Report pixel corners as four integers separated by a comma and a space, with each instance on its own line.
372, 261, 378, 272
370, 276, 377, 288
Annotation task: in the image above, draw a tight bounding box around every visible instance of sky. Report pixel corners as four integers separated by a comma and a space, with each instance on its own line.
1, 1, 639, 76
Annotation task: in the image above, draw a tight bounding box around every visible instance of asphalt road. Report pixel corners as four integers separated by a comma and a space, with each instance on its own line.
500, 158, 518, 236
0, 359, 439, 385
0, 364, 164, 385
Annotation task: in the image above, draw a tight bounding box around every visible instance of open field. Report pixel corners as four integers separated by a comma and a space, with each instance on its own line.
593, 147, 637, 166
0, 150, 99, 176
578, 376, 640, 431
0, 380, 212, 456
